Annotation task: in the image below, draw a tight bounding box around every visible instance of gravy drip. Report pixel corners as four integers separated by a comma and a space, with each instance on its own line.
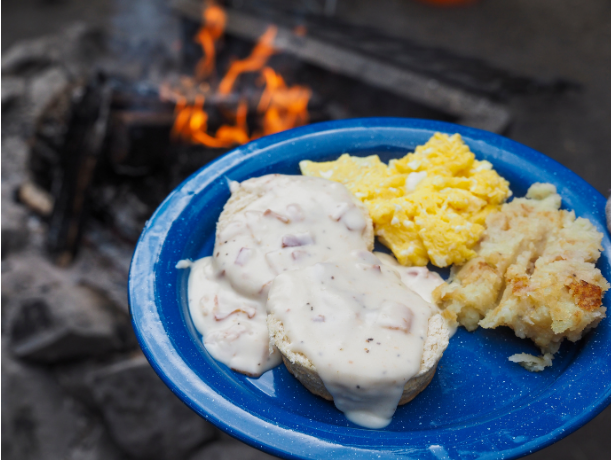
267, 250, 437, 428
187, 257, 279, 374
185, 175, 372, 376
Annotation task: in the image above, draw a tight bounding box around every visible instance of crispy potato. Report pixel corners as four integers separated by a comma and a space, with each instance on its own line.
434, 183, 609, 369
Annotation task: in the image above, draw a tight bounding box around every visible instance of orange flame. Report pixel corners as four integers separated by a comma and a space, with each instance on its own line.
172, 95, 249, 148
194, 4, 226, 79
168, 4, 310, 148
257, 67, 310, 137
218, 26, 277, 95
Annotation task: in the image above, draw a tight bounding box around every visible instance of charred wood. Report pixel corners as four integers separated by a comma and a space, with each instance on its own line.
108, 110, 174, 177
47, 74, 112, 266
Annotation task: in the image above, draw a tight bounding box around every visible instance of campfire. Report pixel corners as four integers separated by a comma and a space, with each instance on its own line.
6, 0, 572, 291
161, 3, 311, 148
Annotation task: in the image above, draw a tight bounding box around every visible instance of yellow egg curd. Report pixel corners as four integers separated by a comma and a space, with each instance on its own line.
300, 133, 511, 267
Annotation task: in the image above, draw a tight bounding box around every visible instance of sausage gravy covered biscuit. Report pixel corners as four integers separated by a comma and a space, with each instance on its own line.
267, 250, 451, 428
184, 174, 374, 376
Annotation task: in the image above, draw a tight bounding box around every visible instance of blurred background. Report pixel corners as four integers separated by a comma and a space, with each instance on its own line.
2, 0, 610, 459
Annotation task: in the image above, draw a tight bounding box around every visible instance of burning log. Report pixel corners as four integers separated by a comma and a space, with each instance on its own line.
165, 144, 227, 190
47, 74, 112, 266
162, 2, 313, 149
108, 110, 175, 176
170, 0, 511, 133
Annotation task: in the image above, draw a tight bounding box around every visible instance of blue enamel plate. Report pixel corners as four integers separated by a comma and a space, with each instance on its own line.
129, 118, 611, 459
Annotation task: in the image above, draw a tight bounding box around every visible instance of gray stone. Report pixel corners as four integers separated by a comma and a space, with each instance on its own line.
4, 253, 135, 363
1, 76, 26, 108
28, 66, 71, 122
1, 22, 100, 75
1, 136, 29, 182
52, 352, 137, 410
1, 35, 60, 74
106, 191, 150, 243
88, 355, 218, 459
1, 341, 125, 459
189, 432, 279, 460
72, 241, 132, 314
66, 420, 126, 460
1, 183, 30, 260
0, 225, 30, 261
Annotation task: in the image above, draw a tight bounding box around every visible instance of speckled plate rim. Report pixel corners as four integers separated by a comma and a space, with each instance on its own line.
129, 118, 611, 459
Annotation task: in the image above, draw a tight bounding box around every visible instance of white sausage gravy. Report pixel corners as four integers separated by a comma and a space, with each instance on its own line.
267, 250, 442, 428
180, 174, 448, 428
374, 252, 446, 305
183, 174, 372, 376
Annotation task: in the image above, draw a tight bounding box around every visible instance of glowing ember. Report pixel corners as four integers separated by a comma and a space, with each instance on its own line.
165, 3, 311, 148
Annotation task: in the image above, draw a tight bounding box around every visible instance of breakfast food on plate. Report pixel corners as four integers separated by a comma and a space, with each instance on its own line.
182, 174, 374, 376
267, 250, 451, 428
179, 130, 608, 430
434, 183, 609, 371
182, 173, 452, 427
300, 133, 511, 267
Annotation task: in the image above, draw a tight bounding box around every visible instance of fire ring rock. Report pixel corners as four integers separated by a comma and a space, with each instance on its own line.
5, 255, 135, 363
1, 340, 124, 459
88, 356, 218, 459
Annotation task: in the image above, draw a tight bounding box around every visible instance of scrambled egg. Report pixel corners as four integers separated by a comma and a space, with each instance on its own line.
300, 133, 511, 267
